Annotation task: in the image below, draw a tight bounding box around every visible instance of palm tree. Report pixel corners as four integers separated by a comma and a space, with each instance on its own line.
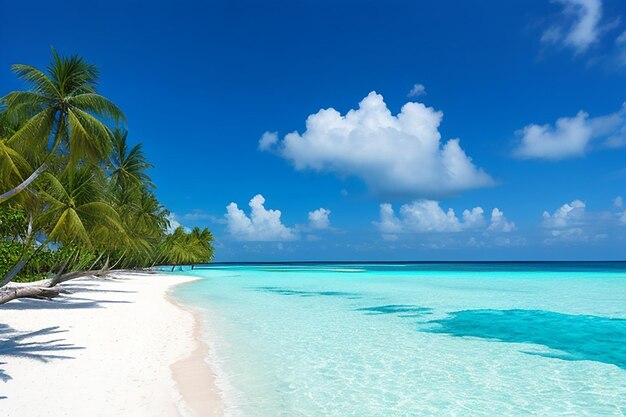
0, 49, 125, 202
109, 129, 154, 191
37, 166, 125, 247
0, 165, 125, 287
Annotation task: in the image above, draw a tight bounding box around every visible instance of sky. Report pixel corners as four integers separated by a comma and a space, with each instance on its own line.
1, 0, 625, 261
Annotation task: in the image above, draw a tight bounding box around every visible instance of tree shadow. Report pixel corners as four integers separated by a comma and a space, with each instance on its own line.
0, 296, 131, 311
0, 323, 84, 391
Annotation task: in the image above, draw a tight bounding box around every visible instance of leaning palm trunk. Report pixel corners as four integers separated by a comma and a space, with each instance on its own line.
109, 250, 128, 270
88, 251, 106, 271
0, 163, 47, 203
0, 286, 63, 304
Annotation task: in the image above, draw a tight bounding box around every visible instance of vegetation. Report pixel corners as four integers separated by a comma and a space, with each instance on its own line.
0, 51, 214, 302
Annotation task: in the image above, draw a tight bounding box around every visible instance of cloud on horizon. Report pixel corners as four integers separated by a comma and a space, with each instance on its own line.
225, 194, 297, 241
260, 91, 494, 198
373, 200, 515, 241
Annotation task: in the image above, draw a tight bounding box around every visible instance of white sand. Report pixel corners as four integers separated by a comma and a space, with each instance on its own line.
0, 272, 222, 417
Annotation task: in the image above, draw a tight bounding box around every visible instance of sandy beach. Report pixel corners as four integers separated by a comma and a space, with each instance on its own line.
0, 272, 222, 417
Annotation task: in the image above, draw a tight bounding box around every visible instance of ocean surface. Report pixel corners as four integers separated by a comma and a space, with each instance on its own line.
172, 262, 626, 417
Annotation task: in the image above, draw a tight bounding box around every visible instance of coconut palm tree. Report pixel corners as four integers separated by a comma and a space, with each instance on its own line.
0, 49, 125, 202
109, 128, 154, 191
0, 165, 126, 288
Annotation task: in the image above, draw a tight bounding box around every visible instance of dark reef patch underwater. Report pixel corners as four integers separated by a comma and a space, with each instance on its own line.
425, 309, 626, 369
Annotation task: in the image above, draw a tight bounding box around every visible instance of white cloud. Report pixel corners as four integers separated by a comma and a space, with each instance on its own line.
619, 211, 626, 224
614, 196, 623, 208
462, 207, 485, 229
225, 194, 297, 241
166, 213, 190, 234
542, 199, 586, 228
374, 200, 514, 235
408, 83, 427, 97
513, 104, 626, 160
258, 131, 279, 151
308, 208, 331, 229
489, 208, 516, 232
261, 91, 493, 197
542, 0, 603, 53
180, 209, 215, 222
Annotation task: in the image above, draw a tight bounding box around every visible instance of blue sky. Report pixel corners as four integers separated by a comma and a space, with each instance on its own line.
1, 0, 625, 261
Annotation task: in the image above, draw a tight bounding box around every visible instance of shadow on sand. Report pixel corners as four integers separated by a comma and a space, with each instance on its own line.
0, 324, 84, 388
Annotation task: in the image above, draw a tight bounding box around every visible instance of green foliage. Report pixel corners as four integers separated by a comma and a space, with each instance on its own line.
0, 50, 215, 288
0, 204, 28, 241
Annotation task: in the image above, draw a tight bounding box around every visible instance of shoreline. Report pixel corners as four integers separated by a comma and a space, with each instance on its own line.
168, 281, 224, 417
0, 272, 224, 417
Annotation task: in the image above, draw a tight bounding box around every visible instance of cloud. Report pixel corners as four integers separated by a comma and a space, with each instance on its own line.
542, 0, 603, 53
489, 208, 516, 232
614, 196, 623, 208
513, 104, 626, 160
407, 83, 427, 97
225, 194, 297, 241
308, 208, 331, 229
258, 131, 279, 151
260, 91, 493, 197
166, 213, 190, 234
180, 209, 214, 221
373, 200, 514, 235
542, 199, 586, 228
541, 199, 592, 243
619, 211, 626, 224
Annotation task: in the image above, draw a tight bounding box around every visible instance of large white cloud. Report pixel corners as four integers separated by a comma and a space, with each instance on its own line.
542, 0, 603, 53
225, 194, 297, 241
260, 92, 493, 197
513, 104, 626, 160
308, 208, 331, 229
373, 200, 514, 236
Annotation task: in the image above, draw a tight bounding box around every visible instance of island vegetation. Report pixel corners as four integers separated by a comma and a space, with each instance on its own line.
0, 50, 214, 304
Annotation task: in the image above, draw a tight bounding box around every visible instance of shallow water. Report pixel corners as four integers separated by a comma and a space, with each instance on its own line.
174, 263, 626, 417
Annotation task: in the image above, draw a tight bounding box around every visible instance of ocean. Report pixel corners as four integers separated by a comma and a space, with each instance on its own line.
173, 262, 626, 417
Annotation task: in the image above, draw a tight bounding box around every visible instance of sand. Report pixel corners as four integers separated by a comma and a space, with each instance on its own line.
0, 272, 222, 417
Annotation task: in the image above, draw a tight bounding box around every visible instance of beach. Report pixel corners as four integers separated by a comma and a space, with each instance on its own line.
0, 272, 222, 417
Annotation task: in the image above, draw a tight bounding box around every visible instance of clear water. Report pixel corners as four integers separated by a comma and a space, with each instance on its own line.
173, 263, 626, 417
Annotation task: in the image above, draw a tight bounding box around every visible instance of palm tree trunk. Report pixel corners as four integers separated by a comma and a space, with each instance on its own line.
0, 117, 63, 203
0, 286, 62, 304
110, 250, 127, 270
0, 235, 48, 289
88, 252, 105, 271
0, 164, 48, 203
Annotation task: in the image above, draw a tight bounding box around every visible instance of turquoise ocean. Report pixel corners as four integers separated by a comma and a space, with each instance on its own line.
172, 262, 626, 417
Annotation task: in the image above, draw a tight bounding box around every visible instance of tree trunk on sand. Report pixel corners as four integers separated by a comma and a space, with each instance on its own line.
0, 286, 62, 305
0, 163, 48, 203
